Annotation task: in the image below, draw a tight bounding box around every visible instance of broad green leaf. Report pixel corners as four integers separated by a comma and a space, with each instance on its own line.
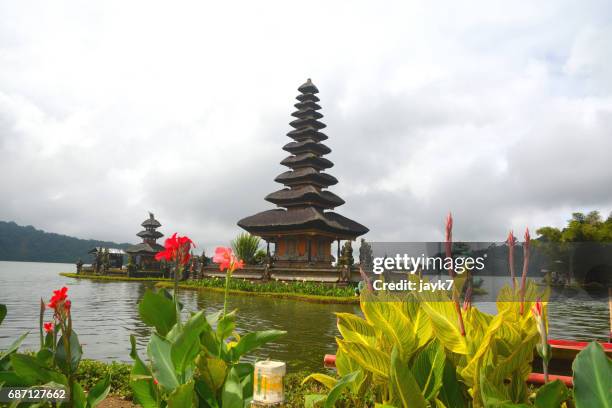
337, 339, 390, 379
168, 380, 195, 407
72, 381, 87, 408
147, 333, 179, 392
361, 300, 417, 359
335, 312, 377, 346
534, 379, 569, 408
171, 310, 207, 375
221, 366, 244, 408
420, 301, 468, 355
460, 311, 507, 382
10, 353, 66, 386
217, 311, 237, 341
403, 300, 434, 348
231, 330, 286, 362
335, 347, 366, 395
410, 339, 445, 400
128, 335, 157, 408
87, 373, 111, 407
302, 373, 337, 390
324, 371, 360, 408
0, 304, 6, 325
195, 378, 220, 408
55, 330, 83, 373
0, 332, 28, 364
197, 355, 227, 392
138, 289, 177, 336
389, 347, 426, 408
572, 342, 612, 408
437, 359, 467, 408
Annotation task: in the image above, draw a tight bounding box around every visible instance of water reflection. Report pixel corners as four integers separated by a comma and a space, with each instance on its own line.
0, 261, 608, 372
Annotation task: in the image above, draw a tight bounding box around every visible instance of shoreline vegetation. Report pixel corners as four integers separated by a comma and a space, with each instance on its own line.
60, 272, 361, 304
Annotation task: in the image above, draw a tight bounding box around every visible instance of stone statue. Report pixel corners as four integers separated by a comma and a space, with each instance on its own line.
359, 238, 373, 272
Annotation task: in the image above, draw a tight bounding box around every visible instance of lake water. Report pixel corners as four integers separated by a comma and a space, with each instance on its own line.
0, 261, 609, 372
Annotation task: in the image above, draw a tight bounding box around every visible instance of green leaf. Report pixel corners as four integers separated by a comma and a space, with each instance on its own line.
337, 339, 390, 378
534, 379, 569, 408
128, 335, 157, 408
0, 304, 6, 325
87, 373, 112, 407
572, 341, 612, 408
168, 380, 195, 407
324, 371, 360, 408
410, 339, 445, 400
55, 330, 83, 373
138, 289, 177, 336
231, 330, 286, 362
148, 333, 179, 393
335, 312, 377, 346
389, 346, 427, 408
420, 300, 468, 355
302, 373, 337, 390
0, 332, 28, 364
171, 310, 207, 375
221, 366, 244, 408
10, 353, 66, 386
217, 311, 237, 341
195, 378, 220, 408
437, 361, 467, 408
72, 381, 87, 408
197, 355, 228, 392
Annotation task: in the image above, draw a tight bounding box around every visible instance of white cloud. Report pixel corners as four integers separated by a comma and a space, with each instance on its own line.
0, 0, 611, 252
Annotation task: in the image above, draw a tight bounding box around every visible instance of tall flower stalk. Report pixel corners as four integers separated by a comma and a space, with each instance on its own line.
213, 247, 245, 316
445, 213, 466, 336
519, 228, 531, 315
507, 230, 516, 290
155, 233, 195, 305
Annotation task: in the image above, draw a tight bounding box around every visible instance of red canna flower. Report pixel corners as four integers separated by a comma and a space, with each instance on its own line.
155, 233, 195, 266
153, 378, 159, 385
213, 247, 244, 272
47, 287, 68, 309
44, 322, 54, 333
64, 300, 71, 313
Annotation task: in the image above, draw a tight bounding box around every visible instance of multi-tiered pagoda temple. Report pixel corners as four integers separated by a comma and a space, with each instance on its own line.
238, 79, 368, 268
126, 213, 165, 269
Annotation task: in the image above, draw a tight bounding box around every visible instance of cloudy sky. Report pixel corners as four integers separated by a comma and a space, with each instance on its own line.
1, 0, 611, 252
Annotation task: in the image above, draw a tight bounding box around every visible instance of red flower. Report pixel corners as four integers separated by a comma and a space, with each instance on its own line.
213, 247, 244, 272
155, 233, 195, 266
44, 322, 53, 333
47, 287, 68, 309
531, 298, 543, 318
64, 300, 71, 312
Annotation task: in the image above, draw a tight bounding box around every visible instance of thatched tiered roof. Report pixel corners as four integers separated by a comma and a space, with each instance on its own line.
238, 79, 368, 239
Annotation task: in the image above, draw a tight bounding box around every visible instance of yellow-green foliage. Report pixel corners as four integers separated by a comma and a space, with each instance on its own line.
305, 277, 545, 407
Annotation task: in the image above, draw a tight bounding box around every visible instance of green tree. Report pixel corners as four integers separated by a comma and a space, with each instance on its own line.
231, 233, 261, 264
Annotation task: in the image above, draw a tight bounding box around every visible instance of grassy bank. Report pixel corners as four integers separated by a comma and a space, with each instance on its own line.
76, 360, 348, 407
156, 277, 360, 304
60, 273, 171, 282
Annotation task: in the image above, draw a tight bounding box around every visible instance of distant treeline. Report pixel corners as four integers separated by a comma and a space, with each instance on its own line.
0, 221, 131, 264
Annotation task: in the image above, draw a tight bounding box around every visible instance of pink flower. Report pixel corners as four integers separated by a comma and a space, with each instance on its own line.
213, 247, 244, 272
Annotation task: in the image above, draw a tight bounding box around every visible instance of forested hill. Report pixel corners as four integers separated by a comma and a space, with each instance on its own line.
0, 221, 132, 263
